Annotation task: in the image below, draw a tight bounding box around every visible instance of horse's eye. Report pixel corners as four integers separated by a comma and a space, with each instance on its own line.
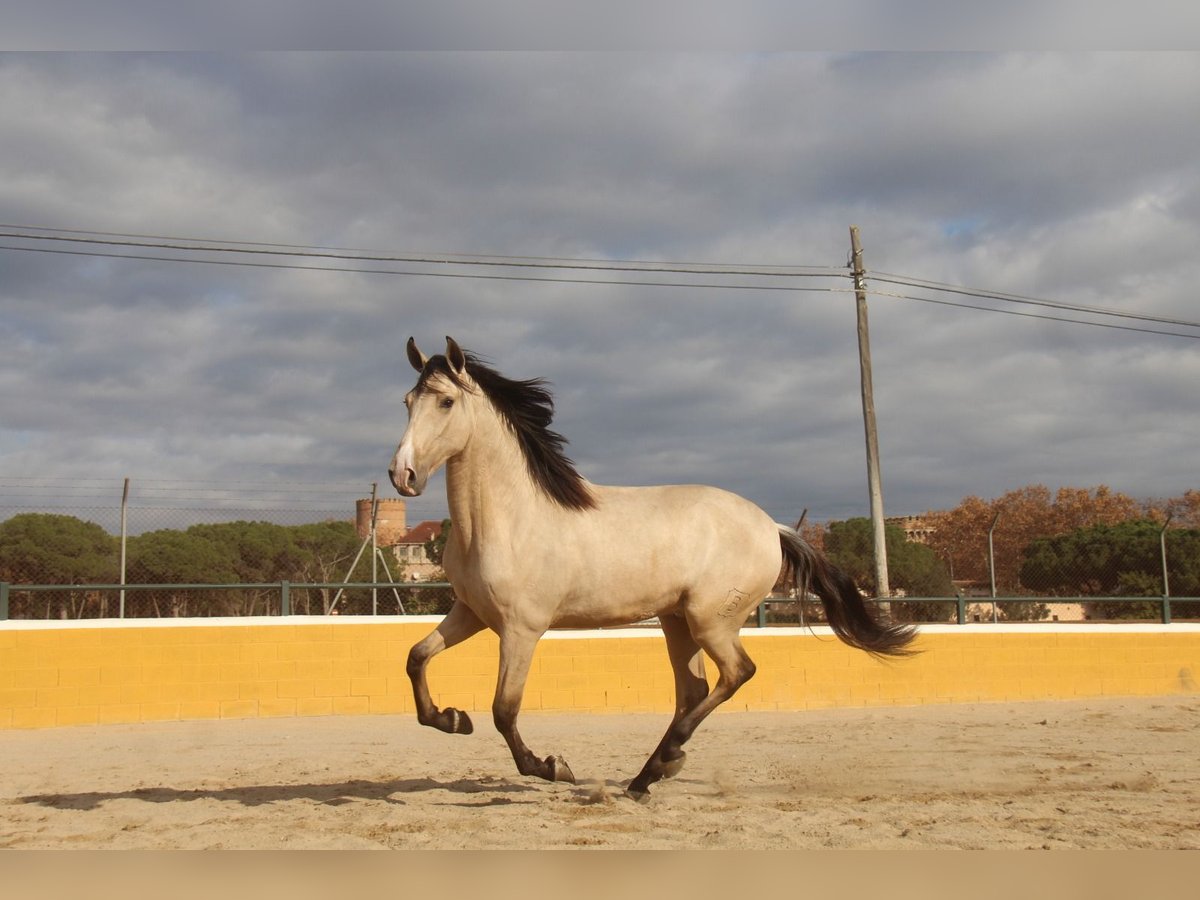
440, 397, 454, 409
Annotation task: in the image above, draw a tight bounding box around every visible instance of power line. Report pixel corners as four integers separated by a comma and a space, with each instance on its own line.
2, 222, 839, 272
0, 244, 853, 294
0, 476, 370, 489
0, 226, 846, 278
871, 289, 1200, 340
870, 271, 1200, 330
4, 224, 1198, 338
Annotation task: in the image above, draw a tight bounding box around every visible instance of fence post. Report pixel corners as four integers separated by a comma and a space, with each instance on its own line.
119, 476, 130, 619
1161, 595, 1172, 625
1160, 515, 1172, 599
756, 601, 767, 628
956, 593, 966, 625
280, 581, 291, 617
1, 582, 8, 621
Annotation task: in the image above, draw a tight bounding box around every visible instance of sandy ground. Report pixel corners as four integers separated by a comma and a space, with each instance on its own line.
2, 695, 1198, 849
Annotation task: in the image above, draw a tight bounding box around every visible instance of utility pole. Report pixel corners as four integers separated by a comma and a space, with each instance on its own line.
849, 226, 890, 598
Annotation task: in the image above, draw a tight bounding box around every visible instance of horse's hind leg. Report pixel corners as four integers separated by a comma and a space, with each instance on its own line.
408, 601, 486, 735
627, 623, 756, 800
493, 628, 576, 784
650, 613, 711, 780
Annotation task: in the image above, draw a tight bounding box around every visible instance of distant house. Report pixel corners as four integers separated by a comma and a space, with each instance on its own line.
886, 515, 935, 544
391, 520, 445, 581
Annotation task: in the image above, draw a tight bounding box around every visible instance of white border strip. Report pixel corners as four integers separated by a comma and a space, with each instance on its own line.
2, 616, 1197, 636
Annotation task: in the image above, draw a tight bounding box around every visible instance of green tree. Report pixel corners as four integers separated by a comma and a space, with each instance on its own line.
290, 520, 372, 614
127, 529, 241, 617
128, 529, 239, 583
424, 519, 452, 568
0, 513, 118, 618
187, 521, 310, 614
823, 518, 955, 622
187, 521, 306, 582
1020, 520, 1200, 620
0, 513, 117, 583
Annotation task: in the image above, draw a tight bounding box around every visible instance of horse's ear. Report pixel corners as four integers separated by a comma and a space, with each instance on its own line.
406, 337, 428, 372
445, 336, 466, 375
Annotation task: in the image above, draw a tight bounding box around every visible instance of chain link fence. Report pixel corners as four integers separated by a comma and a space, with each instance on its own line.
1, 479, 1197, 622
0, 478, 457, 620
758, 507, 1199, 625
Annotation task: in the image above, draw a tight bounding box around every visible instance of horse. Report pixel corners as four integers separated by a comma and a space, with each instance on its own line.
389, 336, 916, 799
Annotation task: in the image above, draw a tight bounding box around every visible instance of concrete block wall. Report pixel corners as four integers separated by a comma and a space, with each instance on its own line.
2, 618, 1198, 729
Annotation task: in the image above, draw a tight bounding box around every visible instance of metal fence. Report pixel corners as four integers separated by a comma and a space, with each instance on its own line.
0, 581, 457, 621
2, 580, 1195, 626
1, 478, 1197, 624
756, 595, 1196, 626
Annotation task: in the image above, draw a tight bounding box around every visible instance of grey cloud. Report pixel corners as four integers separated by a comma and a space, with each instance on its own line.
2, 51, 1198, 530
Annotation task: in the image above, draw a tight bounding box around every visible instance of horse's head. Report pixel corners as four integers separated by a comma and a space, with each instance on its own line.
388, 336, 476, 497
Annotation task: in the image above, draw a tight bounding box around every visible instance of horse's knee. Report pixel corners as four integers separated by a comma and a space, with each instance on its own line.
406, 645, 428, 681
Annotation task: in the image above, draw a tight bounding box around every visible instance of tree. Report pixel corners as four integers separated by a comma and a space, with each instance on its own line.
187, 521, 307, 582
1173, 490, 1200, 528
924, 484, 1142, 595
1020, 520, 1200, 620
1146, 489, 1200, 529
823, 518, 955, 621
0, 513, 117, 583
187, 521, 310, 614
127, 529, 241, 617
0, 513, 118, 618
424, 519, 452, 568
290, 520, 370, 614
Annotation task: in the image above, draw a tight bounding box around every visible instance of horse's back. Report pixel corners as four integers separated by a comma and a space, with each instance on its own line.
538, 482, 782, 627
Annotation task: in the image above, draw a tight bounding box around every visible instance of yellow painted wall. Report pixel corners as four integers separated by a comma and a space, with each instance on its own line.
1, 619, 1197, 729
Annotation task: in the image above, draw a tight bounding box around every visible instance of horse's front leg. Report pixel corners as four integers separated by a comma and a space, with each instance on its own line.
408, 601, 486, 734
493, 628, 576, 784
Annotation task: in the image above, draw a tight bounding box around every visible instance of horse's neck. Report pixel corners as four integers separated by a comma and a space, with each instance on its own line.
444, 409, 549, 552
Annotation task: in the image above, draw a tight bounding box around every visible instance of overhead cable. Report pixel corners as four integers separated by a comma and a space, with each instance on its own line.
4, 224, 1199, 337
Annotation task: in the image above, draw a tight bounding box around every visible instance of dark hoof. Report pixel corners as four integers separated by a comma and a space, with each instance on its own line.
547, 755, 576, 784
624, 785, 651, 803
661, 751, 687, 780
436, 708, 473, 735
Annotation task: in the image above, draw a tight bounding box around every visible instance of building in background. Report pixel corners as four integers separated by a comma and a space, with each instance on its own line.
354, 498, 444, 581
391, 520, 445, 581
355, 498, 409, 546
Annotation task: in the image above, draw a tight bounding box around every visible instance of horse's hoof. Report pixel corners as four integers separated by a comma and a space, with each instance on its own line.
547, 755, 576, 784
661, 751, 687, 780
624, 785, 651, 804
440, 708, 473, 735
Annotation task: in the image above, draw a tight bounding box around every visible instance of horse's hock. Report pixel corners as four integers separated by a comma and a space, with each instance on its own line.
3, 618, 1199, 730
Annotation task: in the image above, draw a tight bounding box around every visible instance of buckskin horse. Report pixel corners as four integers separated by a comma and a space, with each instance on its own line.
389, 337, 915, 799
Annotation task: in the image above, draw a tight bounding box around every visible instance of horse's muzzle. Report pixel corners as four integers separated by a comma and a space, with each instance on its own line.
389, 465, 421, 497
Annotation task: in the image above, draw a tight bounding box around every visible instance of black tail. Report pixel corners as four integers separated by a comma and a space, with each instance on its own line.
778, 526, 917, 658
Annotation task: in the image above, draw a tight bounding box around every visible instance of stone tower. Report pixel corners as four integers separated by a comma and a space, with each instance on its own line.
355, 497, 408, 546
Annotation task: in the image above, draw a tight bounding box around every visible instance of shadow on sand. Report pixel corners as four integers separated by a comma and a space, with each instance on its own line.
15, 775, 558, 811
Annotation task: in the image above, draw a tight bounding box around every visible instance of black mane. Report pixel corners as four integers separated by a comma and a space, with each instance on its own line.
417, 352, 596, 511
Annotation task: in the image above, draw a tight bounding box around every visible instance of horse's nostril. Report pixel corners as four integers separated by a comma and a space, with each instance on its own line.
389, 465, 415, 495
399, 467, 418, 494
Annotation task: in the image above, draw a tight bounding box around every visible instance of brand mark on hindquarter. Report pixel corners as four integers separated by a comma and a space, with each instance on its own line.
718, 588, 748, 617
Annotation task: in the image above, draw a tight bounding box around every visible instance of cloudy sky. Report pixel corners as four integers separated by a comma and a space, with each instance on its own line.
2, 49, 1199, 530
